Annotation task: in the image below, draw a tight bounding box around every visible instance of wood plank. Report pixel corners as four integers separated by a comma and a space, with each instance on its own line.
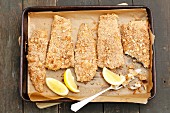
104, 103, 139, 113
24, 102, 58, 113
22, 0, 59, 113
0, 0, 23, 113
57, 0, 99, 6
23, 0, 56, 7
98, 0, 132, 5
59, 102, 103, 113
133, 0, 170, 113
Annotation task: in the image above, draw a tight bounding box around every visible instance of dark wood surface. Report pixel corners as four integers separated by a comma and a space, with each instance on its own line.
0, 0, 169, 113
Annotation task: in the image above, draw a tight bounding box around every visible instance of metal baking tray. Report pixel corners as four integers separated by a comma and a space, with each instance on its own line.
20, 6, 156, 102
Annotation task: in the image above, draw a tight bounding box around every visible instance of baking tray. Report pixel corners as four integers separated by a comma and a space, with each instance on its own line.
20, 6, 156, 102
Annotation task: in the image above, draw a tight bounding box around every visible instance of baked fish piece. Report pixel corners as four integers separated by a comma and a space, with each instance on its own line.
75, 23, 97, 82
97, 14, 124, 69
121, 20, 150, 68
27, 30, 48, 92
45, 15, 74, 70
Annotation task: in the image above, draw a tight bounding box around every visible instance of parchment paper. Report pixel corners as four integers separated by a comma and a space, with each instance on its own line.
28, 9, 154, 104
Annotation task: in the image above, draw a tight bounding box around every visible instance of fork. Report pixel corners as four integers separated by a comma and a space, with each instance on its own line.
71, 85, 122, 112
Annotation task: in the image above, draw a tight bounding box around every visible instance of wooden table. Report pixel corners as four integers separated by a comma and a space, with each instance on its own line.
0, 0, 170, 113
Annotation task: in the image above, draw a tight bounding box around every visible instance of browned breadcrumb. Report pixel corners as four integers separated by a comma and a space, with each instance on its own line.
27, 30, 48, 92
127, 78, 142, 90
128, 64, 135, 69
45, 15, 74, 70
137, 74, 147, 81
121, 20, 150, 68
97, 14, 124, 69
75, 23, 97, 82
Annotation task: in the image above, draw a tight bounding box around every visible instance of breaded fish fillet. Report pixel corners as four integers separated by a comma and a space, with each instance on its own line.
75, 23, 97, 82
27, 30, 48, 92
45, 15, 74, 70
97, 14, 124, 69
121, 20, 150, 68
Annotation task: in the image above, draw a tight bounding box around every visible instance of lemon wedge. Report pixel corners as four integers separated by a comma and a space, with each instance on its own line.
102, 67, 125, 85
46, 78, 69, 96
64, 69, 80, 93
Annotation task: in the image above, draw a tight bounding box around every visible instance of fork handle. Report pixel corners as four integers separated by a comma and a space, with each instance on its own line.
71, 86, 111, 112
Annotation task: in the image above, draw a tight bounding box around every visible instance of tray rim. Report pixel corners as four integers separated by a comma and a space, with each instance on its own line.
20, 5, 156, 102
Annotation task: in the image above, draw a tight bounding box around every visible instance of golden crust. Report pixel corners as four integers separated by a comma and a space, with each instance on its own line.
121, 20, 150, 68
27, 30, 48, 92
97, 14, 124, 69
75, 23, 97, 82
45, 15, 74, 70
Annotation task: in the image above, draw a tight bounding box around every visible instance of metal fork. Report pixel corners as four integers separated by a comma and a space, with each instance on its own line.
71, 85, 122, 112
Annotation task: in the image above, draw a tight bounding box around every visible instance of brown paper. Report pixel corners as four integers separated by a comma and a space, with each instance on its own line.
36, 102, 61, 109
28, 9, 154, 104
